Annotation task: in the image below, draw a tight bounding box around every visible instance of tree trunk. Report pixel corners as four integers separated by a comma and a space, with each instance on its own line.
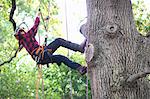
85, 0, 150, 98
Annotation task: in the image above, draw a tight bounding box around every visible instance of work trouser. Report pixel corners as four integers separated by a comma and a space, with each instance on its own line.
33, 38, 85, 69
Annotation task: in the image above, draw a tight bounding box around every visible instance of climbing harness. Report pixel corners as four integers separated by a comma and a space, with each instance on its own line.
31, 45, 52, 63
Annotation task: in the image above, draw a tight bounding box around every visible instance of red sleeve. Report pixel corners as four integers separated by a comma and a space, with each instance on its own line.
27, 16, 40, 36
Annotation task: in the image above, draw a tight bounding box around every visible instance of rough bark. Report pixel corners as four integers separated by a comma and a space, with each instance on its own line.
85, 0, 150, 98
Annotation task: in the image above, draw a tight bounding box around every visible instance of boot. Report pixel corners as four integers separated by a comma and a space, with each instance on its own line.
80, 39, 87, 53
77, 66, 87, 75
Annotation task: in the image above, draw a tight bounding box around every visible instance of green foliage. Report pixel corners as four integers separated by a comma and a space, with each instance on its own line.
132, 0, 150, 35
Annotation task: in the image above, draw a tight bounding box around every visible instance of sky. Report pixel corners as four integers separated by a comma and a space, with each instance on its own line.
145, 0, 150, 11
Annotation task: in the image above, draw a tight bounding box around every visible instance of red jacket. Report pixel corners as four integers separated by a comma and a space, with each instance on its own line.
14, 16, 40, 55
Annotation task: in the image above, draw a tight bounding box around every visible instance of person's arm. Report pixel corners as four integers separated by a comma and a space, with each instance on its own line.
27, 13, 41, 36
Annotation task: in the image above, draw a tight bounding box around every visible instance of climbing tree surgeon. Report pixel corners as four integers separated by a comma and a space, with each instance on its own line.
84, 0, 150, 98
13, 9, 87, 75
1, 0, 87, 77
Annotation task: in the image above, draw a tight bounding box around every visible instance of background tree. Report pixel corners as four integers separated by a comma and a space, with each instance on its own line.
83, 0, 150, 98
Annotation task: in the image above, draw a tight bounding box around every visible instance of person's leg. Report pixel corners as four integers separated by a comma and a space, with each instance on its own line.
46, 38, 86, 54
51, 55, 80, 69
51, 55, 87, 75
41, 54, 87, 75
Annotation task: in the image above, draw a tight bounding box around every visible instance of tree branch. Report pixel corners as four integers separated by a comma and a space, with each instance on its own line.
9, 0, 16, 31
126, 71, 150, 83
0, 48, 19, 66
0, 0, 18, 67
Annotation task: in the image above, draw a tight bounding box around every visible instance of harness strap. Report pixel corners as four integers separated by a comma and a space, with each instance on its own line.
36, 46, 45, 60
31, 46, 52, 63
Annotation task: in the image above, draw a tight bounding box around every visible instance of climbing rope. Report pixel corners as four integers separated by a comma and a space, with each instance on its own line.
35, 1, 50, 99
64, 0, 73, 98
86, 63, 89, 99
86, 27, 90, 99
78, 18, 89, 99
35, 64, 42, 99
